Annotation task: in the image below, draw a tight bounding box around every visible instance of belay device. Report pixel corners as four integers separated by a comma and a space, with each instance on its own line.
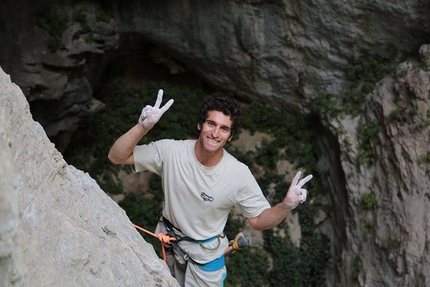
231, 230, 251, 251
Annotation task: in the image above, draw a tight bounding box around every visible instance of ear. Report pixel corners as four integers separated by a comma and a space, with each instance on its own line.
197, 123, 201, 130
228, 135, 233, 142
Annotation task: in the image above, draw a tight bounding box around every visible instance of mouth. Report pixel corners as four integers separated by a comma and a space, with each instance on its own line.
206, 137, 220, 147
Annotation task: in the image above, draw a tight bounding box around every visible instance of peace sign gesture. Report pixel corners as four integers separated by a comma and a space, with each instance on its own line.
283, 171, 313, 210
138, 89, 174, 129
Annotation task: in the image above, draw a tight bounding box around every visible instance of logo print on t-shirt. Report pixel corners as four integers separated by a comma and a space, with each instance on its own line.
201, 192, 214, 202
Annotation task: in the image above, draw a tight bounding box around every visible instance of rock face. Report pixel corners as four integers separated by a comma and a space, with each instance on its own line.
0, 68, 179, 287
0, 2, 119, 152
321, 52, 430, 286
120, 0, 430, 102
1, 1, 429, 145
1, 1, 430, 286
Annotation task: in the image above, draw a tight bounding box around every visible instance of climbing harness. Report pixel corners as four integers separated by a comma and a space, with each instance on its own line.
162, 216, 222, 250
132, 218, 226, 271
161, 216, 223, 266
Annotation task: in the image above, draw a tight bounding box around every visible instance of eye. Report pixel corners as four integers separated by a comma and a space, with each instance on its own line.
221, 126, 231, 133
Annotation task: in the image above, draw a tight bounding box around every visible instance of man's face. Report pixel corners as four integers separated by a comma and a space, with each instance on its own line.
197, 110, 233, 154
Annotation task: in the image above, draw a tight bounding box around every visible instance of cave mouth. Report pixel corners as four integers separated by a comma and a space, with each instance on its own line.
92, 37, 214, 101
52, 36, 215, 155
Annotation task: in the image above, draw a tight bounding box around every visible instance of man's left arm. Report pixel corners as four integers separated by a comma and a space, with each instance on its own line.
247, 171, 313, 231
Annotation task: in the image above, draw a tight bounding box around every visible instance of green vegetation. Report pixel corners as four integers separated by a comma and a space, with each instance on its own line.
409, 58, 427, 70
381, 232, 402, 250
37, 7, 111, 53
36, 12, 69, 38
361, 217, 374, 234
419, 151, 430, 163
418, 119, 430, 130
352, 256, 363, 279
362, 193, 376, 209
309, 92, 341, 118
96, 8, 111, 23
310, 57, 395, 166
47, 37, 65, 54
419, 150, 430, 173
72, 10, 90, 32
409, 105, 418, 116
36, 11, 68, 52
357, 120, 381, 165
418, 109, 430, 130
340, 57, 394, 117
387, 107, 404, 122
264, 230, 330, 286
64, 81, 330, 286
226, 248, 271, 286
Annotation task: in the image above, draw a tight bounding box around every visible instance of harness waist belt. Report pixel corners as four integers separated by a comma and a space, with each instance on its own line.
162, 216, 216, 243
182, 235, 217, 244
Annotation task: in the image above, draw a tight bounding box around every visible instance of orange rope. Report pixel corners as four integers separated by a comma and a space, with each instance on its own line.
132, 223, 176, 262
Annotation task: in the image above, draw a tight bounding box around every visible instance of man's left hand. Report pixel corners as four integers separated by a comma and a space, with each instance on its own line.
283, 171, 313, 210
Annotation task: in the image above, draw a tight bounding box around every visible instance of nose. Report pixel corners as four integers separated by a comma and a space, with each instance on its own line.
211, 127, 220, 138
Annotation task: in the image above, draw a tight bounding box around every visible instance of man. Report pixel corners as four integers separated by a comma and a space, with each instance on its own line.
108, 89, 312, 286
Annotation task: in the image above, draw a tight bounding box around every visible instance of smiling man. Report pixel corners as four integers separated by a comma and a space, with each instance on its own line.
108, 89, 313, 287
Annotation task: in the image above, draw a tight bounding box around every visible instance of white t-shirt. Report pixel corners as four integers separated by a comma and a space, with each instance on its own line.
134, 139, 270, 240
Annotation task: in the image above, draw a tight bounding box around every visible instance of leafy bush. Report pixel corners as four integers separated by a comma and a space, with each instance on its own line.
264, 229, 330, 287
226, 248, 271, 286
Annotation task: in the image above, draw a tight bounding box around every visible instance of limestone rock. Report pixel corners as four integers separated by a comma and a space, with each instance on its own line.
2, 0, 430, 147
323, 55, 430, 286
0, 3, 119, 152
0, 67, 179, 287
1, 1, 430, 286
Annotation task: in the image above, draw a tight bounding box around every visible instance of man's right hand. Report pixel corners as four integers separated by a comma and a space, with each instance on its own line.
138, 89, 174, 129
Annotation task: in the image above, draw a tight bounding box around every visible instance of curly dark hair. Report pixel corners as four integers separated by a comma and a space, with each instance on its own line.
197, 95, 242, 137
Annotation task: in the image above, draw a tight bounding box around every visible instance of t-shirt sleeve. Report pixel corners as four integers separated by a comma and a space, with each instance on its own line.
133, 141, 165, 175
236, 168, 271, 218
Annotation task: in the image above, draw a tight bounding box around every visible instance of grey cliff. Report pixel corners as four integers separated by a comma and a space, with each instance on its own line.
0, 68, 179, 287
0, 1, 430, 286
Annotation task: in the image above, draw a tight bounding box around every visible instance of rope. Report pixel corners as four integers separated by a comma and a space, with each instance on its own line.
133, 223, 176, 262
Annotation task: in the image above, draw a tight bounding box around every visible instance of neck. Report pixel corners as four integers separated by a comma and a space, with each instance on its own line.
194, 141, 223, 167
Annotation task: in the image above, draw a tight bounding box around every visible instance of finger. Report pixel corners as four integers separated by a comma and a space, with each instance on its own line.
301, 189, 307, 201
290, 195, 304, 205
160, 99, 174, 113
297, 174, 313, 188
138, 106, 150, 124
291, 171, 302, 187
297, 191, 307, 204
154, 89, 164, 109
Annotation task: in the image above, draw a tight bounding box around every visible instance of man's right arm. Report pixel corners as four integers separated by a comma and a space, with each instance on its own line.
108, 123, 150, 165
107, 89, 174, 166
